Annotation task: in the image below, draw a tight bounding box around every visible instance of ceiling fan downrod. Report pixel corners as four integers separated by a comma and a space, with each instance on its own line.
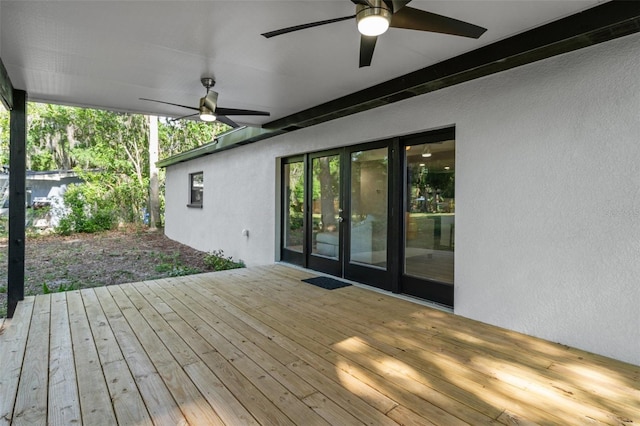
201, 77, 215, 92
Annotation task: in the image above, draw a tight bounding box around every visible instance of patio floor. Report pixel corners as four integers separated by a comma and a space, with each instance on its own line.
0, 264, 638, 425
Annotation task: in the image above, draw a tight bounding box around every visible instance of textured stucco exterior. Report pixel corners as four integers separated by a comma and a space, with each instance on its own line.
165, 33, 640, 365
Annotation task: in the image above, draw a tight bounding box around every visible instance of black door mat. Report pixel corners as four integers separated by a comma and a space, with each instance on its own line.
301, 276, 352, 290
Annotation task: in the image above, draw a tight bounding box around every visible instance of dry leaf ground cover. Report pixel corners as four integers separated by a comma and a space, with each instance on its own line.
0, 226, 210, 317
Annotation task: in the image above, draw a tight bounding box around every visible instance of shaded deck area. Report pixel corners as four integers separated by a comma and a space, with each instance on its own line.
1, 264, 638, 425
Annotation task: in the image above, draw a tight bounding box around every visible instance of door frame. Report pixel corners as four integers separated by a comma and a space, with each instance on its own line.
280, 155, 306, 267
399, 127, 455, 307
279, 126, 455, 307
306, 149, 344, 277
342, 139, 395, 291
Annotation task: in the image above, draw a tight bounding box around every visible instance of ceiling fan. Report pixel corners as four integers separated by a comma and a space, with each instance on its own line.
262, 0, 487, 67
140, 78, 270, 128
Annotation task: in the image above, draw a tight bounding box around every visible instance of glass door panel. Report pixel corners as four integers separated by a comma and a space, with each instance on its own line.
283, 161, 304, 253
349, 147, 388, 269
404, 139, 455, 289
311, 154, 341, 260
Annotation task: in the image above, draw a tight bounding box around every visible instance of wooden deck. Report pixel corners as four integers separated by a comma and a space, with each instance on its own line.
1, 265, 638, 425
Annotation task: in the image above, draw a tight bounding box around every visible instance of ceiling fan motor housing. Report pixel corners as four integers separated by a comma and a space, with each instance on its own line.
201, 90, 218, 112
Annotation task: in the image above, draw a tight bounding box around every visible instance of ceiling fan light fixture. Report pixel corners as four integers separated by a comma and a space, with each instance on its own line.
356, 3, 391, 36
199, 105, 216, 122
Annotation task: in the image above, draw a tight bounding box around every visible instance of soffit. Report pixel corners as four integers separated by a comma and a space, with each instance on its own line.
0, 1, 605, 128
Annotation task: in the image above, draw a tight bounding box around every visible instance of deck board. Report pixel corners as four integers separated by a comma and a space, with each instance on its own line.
12, 295, 50, 426
108, 284, 224, 425
93, 285, 188, 426
0, 264, 638, 425
47, 292, 80, 426
67, 290, 118, 425
82, 288, 153, 426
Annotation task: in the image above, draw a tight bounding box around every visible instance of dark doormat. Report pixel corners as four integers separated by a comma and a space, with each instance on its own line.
301, 276, 352, 290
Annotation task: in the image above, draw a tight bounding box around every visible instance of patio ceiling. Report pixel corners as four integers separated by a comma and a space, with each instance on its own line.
0, 1, 608, 129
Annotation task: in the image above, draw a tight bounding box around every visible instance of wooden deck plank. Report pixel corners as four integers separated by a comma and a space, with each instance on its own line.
0, 296, 34, 426
210, 270, 501, 422
185, 273, 466, 425
12, 295, 50, 426
93, 285, 188, 426
301, 275, 640, 424
66, 290, 118, 425
2, 264, 639, 425
136, 279, 325, 426
181, 274, 402, 419
287, 271, 640, 423
386, 405, 439, 426
334, 286, 640, 423
81, 288, 153, 426
302, 391, 365, 426
107, 284, 224, 425
162, 274, 395, 424
157, 277, 317, 399
132, 281, 272, 426
47, 292, 81, 426
202, 267, 633, 425
180, 275, 301, 364
213, 281, 493, 425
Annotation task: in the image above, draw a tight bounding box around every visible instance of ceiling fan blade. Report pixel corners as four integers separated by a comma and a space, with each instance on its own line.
262, 15, 355, 38
383, 0, 412, 13
390, 6, 487, 39
216, 115, 240, 129
170, 112, 198, 122
139, 98, 199, 111
215, 107, 270, 116
351, 0, 373, 6
359, 35, 378, 68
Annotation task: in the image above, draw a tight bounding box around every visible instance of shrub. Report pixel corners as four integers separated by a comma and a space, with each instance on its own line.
154, 251, 202, 277
55, 183, 115, 234
42, 282, 77, 294
203, 249, 245, 271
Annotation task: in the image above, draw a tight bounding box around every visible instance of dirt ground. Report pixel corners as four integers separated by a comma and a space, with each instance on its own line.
0, 226, 211, 317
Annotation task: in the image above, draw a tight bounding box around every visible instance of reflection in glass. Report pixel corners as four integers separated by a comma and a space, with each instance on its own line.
283, 162, 304, 252
350, 148, 388, 268
312, 155, 341, 259
404, 140, 455, 283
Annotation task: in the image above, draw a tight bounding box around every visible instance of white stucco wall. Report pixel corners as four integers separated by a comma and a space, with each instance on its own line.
165, 33, 640, 365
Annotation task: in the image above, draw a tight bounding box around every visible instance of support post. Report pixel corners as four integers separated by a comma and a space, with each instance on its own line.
7, 89, 26, 317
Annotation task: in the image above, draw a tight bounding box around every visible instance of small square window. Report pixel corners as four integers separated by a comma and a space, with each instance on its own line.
189, 172, 203, 208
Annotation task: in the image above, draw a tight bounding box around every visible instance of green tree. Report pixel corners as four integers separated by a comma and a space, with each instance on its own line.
0, 102, 230, 229
158, 118, 224, 157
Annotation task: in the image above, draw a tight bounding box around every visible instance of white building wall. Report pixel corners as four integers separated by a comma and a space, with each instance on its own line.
165, 33, 640, 365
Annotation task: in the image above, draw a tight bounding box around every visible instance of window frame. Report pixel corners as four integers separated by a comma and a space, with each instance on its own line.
188, 171, 204, 208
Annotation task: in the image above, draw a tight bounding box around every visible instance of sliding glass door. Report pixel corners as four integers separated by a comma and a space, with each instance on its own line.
280, 127, 455, 306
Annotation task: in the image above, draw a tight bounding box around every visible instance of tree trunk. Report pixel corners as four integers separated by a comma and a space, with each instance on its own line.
148, 115, 161, 229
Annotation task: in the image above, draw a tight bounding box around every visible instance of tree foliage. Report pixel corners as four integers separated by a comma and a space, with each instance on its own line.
0, 102, 229, 228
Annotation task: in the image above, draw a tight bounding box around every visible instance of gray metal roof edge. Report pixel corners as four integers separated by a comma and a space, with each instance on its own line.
157, 126, 282, 168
